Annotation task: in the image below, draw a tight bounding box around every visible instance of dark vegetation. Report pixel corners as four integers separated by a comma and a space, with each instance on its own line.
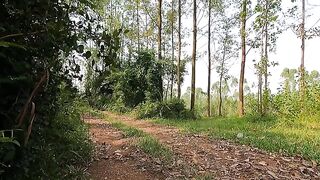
0, 0, 119, 178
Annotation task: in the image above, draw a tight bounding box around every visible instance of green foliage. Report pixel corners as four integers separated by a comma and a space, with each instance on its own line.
87, 50, 164, 112
1, 97, 92, 179
135, 99, 197, 119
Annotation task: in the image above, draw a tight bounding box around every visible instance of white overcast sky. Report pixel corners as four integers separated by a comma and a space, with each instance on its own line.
180, 0, 320, 94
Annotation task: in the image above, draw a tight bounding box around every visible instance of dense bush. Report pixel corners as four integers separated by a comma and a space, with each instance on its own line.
135, 99, 197, 119
1, 90, 92, 179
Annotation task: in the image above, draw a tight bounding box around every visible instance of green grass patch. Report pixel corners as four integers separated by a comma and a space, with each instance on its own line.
110, 122, 145, 137
104, 116, 173, 162
153, 116, 320, 163
137, 136, 172, 162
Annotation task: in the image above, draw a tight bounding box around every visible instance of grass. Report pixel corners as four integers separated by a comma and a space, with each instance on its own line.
110, 122, 146, 137
153, 116, 320, 163
137, 136, 173, 162
103, 116, 173, 162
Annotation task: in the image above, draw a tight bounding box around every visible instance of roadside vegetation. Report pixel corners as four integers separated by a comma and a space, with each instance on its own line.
153, 116, 320, 163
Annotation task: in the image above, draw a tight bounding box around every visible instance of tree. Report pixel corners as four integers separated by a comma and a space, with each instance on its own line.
190, 0, 197, 110
158, 0, 163, 100
238, 0, 248, 116
207, 0, 212, 117
214, 15, 238, 116
177, 0, 182, 99
170, 0, 175, 99
300, 0, 306, 100
253, 0, 282, 115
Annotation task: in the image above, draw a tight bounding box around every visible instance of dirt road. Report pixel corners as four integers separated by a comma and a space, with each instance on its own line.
86, 112, 320, 179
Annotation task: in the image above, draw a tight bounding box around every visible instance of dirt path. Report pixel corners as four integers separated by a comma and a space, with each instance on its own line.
85, 116, 196, 180
85, 117, 165, 180
104, 112, 320, 180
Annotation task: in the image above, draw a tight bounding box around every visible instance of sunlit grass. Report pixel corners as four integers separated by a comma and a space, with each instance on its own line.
153, 116, 320, 163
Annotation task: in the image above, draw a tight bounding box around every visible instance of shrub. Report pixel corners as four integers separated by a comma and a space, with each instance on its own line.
135, 99, 198, 119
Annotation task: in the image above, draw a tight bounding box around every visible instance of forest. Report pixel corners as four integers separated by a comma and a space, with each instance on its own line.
0, 0, 320, 179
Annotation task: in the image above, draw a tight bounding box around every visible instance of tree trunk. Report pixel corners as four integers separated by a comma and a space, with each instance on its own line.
137, 0, 140, 51
190, 0, 197, 110
177, 0, 182, 99
300, 0, 306, 100
207, 0, 212, 117
258, 29, 264, 115
263, 0, 269, 116
238, 0, 247, 117
158, 0, 163, 101
146, 14, 149, 49
170, 0, 174, 100
218, 73, 223, 116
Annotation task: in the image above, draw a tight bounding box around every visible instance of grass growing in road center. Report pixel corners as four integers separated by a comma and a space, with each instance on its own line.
137, 136, 172, 162
110, 122, 146, 137
104, 115, 173, 161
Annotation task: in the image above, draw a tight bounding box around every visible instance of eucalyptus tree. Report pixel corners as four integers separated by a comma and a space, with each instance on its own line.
207, 0, 212, 116
253, 0, 282, 115
238, 0, 249, 116
177, 0, 182, 99
158, 0, 163, 100
300, 0, 306, 100
214, 15, 238, 116
190, 0, 197, 110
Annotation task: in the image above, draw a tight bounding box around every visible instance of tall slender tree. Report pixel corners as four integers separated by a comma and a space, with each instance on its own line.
238, 0, 247, 116
300, 0, 306, 99
190, 0, 197, 110
177, 0, 182, 99
207, 0, 212, 116
170, 0, 175, 99
158, 0, 163, 100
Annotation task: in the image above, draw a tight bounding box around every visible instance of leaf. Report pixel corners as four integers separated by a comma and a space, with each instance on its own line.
0, 41, 26, 50
11, 140, 20, 147
77, 45, 84, 53
84, 51, 91, 59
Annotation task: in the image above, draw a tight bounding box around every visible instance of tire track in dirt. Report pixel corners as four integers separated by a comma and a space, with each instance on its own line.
85, 117, 165, 180
85, 116, 198, 180
105, 112, 320, 180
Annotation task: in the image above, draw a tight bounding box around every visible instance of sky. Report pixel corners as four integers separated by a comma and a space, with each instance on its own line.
180, 0, 320, 94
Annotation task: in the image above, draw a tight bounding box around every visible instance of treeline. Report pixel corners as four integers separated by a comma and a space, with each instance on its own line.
83, 0, 320, 120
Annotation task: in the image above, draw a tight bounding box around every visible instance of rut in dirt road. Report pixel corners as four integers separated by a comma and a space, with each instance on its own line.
105, 112, 320, 180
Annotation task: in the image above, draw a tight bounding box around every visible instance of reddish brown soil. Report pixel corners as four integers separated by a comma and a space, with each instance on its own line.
85, 113, 320, 180
86, 117, 165, 180
103, 112, 320, 180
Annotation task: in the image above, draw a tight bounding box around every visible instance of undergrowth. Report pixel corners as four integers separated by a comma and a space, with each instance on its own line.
1, 100, 93, 179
